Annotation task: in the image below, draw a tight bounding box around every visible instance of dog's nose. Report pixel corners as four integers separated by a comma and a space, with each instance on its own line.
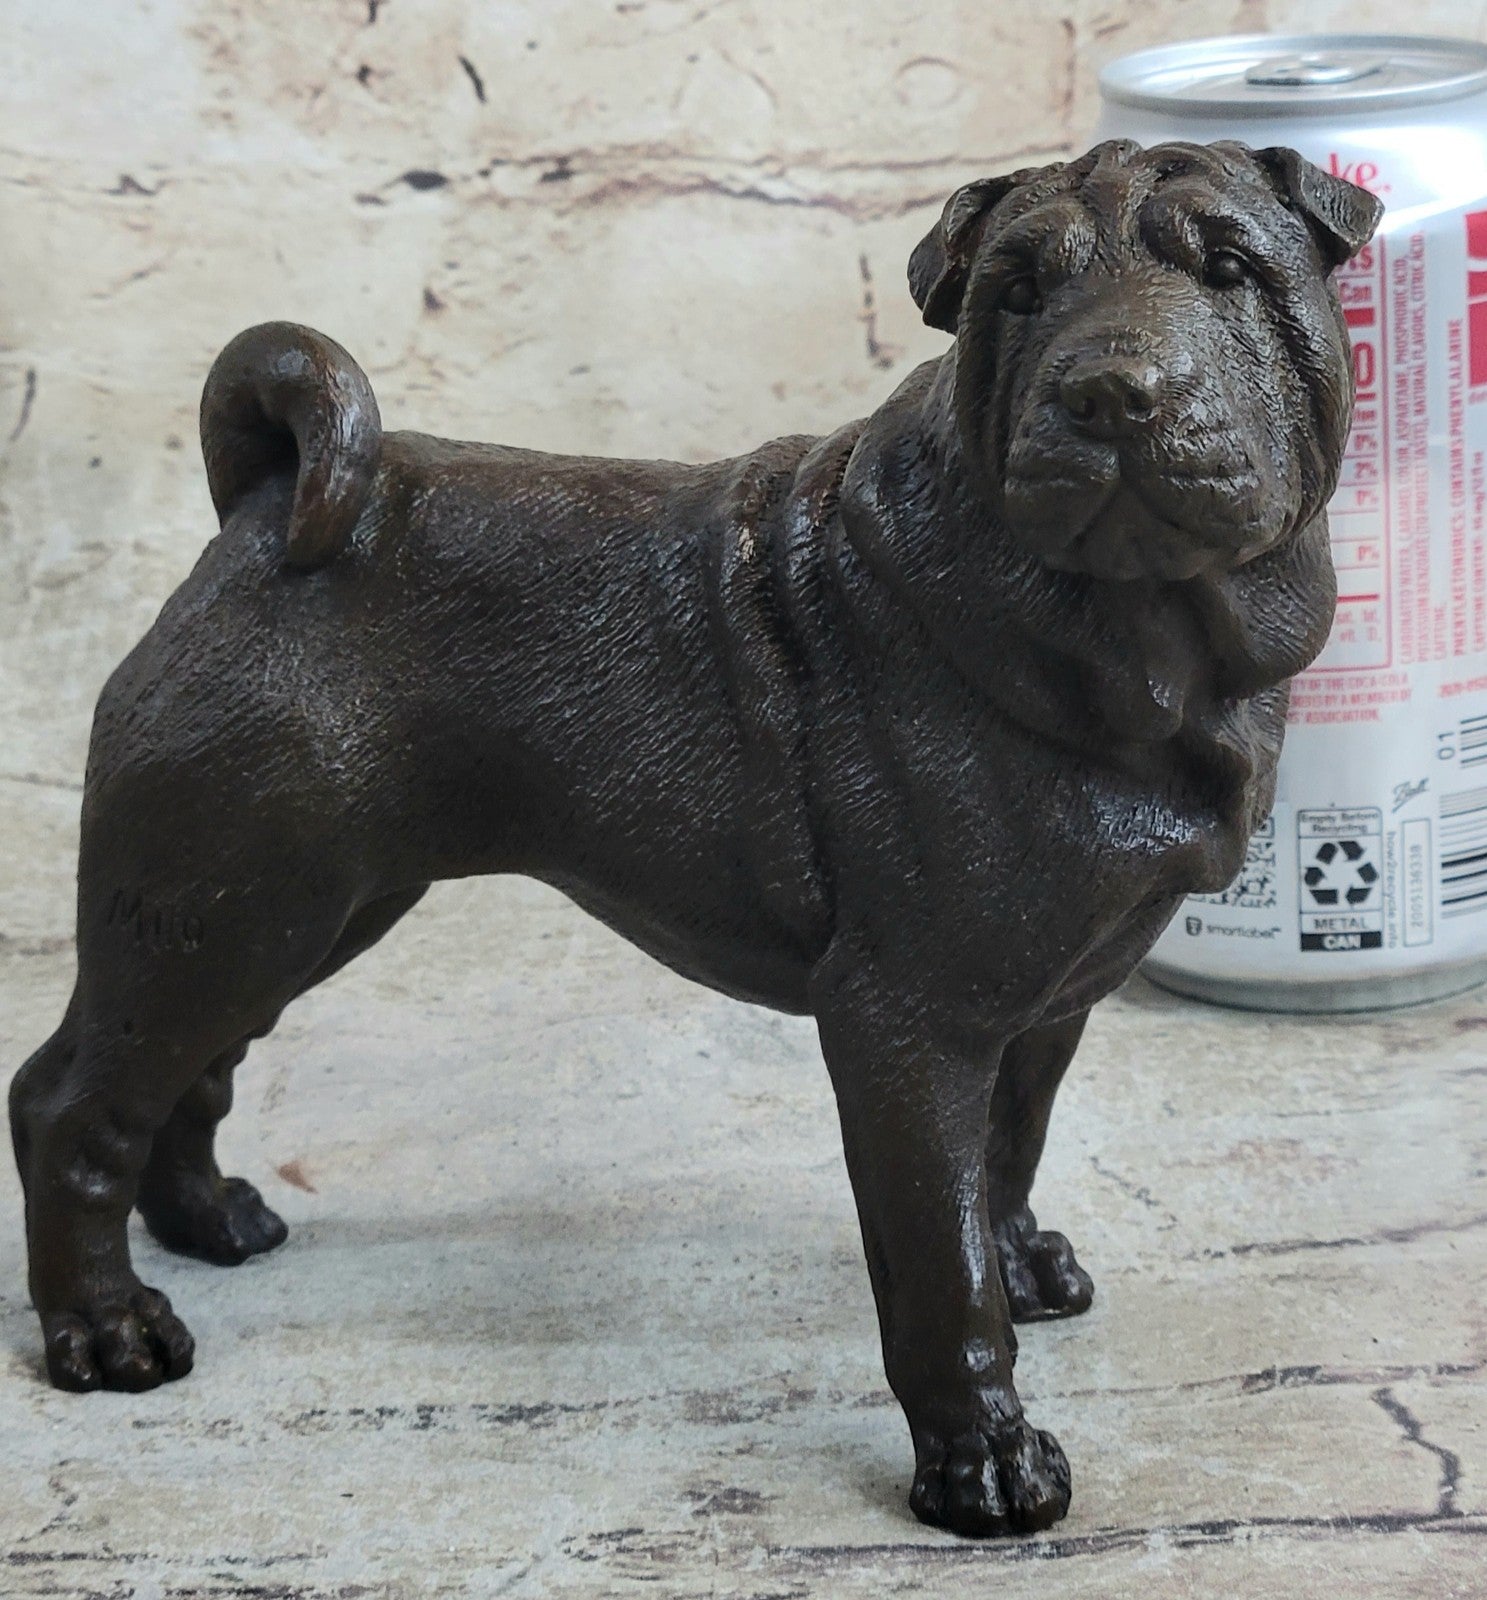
1059, 359, 1165, 439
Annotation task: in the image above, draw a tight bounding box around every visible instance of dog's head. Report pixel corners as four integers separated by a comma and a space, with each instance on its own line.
909, 140, 1382, 583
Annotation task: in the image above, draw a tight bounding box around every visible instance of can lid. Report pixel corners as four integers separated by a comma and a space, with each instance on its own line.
1100, 33, 1487, 117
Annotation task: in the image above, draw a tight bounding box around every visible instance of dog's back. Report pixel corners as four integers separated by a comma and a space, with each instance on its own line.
93, 337, 842, 1012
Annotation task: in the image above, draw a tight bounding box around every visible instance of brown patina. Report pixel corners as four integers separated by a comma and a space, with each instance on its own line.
10, 140, 1380, 1537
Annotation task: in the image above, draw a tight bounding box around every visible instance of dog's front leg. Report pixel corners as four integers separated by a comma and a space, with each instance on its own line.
987, 1010, 1096, 1323
811, 938, 1071, 1538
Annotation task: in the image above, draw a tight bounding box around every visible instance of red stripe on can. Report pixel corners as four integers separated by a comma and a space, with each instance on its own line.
1467, 208, 1487, 260
1470, 300, 1487, 385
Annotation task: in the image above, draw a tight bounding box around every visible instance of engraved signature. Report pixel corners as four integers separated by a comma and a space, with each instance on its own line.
107, 888, 205, 951
1392, 777, 1428, 814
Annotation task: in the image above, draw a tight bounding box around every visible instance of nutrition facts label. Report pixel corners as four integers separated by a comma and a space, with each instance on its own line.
1318, 239, 1390, 671
1289, 217, 1487, 728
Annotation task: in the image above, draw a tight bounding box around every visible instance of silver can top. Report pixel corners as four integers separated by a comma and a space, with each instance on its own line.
1100, 33, 1487, 117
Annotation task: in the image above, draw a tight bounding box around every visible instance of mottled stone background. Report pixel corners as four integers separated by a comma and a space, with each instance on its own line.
4, 9, 1487, 1597
6, 0, 1487, 815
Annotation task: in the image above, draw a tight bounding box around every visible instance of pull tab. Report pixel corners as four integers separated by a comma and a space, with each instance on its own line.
1245, 54, 1386, 88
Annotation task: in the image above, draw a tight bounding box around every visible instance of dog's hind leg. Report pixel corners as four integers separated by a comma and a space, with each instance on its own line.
985, 1010, 1095, 1323
134, 1040, 284, 1266
10, 1010, 204, 1392
136, 886, 429, 1266
10, 861, 360, 1392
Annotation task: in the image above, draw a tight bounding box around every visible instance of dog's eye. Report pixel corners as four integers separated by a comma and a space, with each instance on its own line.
1204, 251, 1249, 288
999, 275, 1043, 315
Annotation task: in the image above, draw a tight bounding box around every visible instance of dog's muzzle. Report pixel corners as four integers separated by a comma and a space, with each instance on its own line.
1058, 357, 1165, 441
1004, 351, 1271, 584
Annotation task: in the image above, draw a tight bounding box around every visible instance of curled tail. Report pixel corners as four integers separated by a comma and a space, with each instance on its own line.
199, 322, 382, 571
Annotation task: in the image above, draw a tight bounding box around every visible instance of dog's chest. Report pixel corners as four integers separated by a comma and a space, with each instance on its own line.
828, 657, 1263, 1023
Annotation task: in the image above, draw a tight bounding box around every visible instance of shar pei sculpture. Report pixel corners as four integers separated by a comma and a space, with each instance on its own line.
10, 139, 1381, 1537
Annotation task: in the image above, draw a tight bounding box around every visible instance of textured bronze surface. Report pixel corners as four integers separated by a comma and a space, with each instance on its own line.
9, 140, 1380, 1537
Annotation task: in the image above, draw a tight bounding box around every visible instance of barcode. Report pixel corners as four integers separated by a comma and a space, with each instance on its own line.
1440, 784, 1487, 916
1461, 714, 1487, 768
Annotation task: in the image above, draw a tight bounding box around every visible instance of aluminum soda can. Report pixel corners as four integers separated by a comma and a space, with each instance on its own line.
1095, 34, 1487, 1011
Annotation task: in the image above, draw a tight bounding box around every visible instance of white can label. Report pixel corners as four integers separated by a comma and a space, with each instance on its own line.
1153, 148, 1487, 986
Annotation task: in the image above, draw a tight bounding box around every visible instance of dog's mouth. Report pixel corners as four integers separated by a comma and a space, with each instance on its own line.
1004, 451, 1272, 583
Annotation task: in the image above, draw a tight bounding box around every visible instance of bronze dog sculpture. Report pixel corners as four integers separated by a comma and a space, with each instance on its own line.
10, 139, 1381, 1537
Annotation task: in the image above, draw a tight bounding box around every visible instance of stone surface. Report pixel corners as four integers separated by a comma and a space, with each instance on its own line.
3, 1, 1487, 1593
1, 845, 1483, 1596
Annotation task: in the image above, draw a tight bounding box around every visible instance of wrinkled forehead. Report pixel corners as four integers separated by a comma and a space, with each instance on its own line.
990, 140, 1291, 266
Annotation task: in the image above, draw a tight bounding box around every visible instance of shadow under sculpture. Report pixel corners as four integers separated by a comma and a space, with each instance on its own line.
9, 139, 1381, 1538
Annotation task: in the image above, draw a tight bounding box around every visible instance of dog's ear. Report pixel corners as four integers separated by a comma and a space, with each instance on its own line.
1226, 143, 1385, 272
909, 165, 1059, 334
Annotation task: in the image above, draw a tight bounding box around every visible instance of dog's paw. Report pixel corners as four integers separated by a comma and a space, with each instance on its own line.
992, 1205, 1094, 1322
139, 1174, 288, 1266
42, 1284, 195, 1393
909, 1418, 1071, 1538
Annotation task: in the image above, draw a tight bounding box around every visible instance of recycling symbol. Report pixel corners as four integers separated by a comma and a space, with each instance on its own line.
1303, 837, 1379, 907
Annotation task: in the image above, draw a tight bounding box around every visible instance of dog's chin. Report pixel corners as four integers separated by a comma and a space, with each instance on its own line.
1005, 480, 1273, 584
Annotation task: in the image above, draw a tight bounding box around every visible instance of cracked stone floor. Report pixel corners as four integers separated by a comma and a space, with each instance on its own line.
1, 781, 1484, 1598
